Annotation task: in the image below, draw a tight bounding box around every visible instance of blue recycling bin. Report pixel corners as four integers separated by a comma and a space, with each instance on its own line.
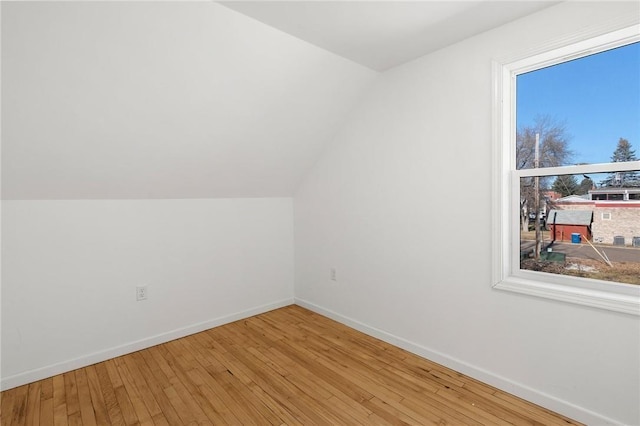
571, 233, 581, 244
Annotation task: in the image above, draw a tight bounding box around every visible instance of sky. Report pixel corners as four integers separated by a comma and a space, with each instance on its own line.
516, 41, 640, 167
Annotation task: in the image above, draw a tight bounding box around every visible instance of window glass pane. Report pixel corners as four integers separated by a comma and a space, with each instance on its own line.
516, 42, 640, 169
519, 173, 640, 285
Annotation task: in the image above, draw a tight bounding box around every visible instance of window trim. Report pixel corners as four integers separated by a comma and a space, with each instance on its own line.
492, 24, 640, 315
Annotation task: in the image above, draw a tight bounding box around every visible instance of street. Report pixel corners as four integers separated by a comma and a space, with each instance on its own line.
521, 239, 640, 263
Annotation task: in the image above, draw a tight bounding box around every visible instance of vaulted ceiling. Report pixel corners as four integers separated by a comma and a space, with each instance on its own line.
2, 1, 556, 200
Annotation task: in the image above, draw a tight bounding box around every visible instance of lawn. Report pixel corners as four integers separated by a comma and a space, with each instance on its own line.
521, 258, 640, 285
520, 230, 550, 241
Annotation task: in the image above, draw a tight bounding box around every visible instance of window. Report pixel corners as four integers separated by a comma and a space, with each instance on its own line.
492, 25, 640, 315
602, 212, 612, 220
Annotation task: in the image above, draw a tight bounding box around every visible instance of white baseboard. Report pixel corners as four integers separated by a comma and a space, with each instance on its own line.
294, 298, 622, 426
1, 298, 294, 391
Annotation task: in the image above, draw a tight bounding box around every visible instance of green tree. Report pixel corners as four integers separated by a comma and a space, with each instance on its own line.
611, 137, 636, 161
600, 138, 640, 187
552, 175, 579, 197
576, 176, 594, 195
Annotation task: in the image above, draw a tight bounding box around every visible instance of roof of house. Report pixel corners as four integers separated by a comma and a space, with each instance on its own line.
547, 209, 593, 226
589, 187, 640, 194
556, 194, 591, 203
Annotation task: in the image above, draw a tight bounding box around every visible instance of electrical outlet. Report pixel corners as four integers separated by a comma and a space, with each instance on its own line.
136, 286, 148, 301
330, 268, 337, 281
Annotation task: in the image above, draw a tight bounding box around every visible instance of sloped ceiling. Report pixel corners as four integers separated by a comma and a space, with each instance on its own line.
220, 1, 559, 71
2, 1, 556, 200
1, 1, 376, 199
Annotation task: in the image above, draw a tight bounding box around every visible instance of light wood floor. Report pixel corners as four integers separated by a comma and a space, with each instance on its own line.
1, 305, 582, 425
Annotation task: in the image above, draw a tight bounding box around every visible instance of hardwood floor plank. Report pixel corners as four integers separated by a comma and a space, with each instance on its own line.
113, 357, 154, 425
25, 382, 42, 425
39, 396, 55, 426
456, 384, 548, 426
52, 375, 67, 422
74, 369, 97, 426
245, 342, 377, 424
362, 396, 422, 425
324, 394, 385, 426
161, 386, 195, 425
204, 358, 310, 424
94, 363, 126, 426
190, 347, 285, 425
150, 413, 170, 426
128, 352, 183, 426
185, 367, 240, 424
53, 402, 69, 426
145, 347, 177, 386
0, 305, 583, 426
84, 365, 111, 426
194, 330, 303, 424
112, 385, 139, 426
41, 378, 54, 401
9, 384, 30, 426
269, 336, 375, 404
63, 372, 80, 418
227, 345, 342, 424
67, 411, 83, 426
1, 382, 17, 426
493, 390, 575, 425
154, 343, 218, 425
219, 345, 328, 424
104, 360, 124, 389
204, 367, 279, 425
120, 356, 162, 419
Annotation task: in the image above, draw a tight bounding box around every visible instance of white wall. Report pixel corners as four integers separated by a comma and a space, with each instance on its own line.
294, 2, 640, 425
1, 198, 294, 389
1, 1, 375, 199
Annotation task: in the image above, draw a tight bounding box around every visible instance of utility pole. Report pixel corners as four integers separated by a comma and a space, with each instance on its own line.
534, 133, 541, 259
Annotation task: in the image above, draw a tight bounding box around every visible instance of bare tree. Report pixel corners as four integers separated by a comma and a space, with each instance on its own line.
516, 115, 573, 231
516, 115, 573, 170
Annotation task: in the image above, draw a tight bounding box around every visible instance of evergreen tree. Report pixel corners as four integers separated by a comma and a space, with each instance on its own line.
576, 176, 593, 195
611, 138, 636, 162
552, 175, 579, 197
600, 138, 640, 187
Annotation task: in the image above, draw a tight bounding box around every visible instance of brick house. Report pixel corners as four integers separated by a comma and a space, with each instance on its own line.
550, 188, 640, 246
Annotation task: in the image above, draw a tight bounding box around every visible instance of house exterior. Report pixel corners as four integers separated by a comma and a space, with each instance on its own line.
547, 209, 593, 242
590, 187, 640, 201
550, 188, 640, 245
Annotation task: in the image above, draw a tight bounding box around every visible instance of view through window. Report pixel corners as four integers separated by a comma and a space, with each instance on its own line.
516, 42, 640, 286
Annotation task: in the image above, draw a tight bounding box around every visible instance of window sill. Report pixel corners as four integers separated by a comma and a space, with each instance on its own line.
493, 274, 640, 315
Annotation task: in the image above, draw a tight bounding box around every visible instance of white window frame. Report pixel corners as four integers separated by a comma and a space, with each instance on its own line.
492, 24, 640, 315
602, 212, 612, 221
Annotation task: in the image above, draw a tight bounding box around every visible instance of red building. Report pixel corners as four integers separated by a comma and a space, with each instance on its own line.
547, 209, 593, 243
